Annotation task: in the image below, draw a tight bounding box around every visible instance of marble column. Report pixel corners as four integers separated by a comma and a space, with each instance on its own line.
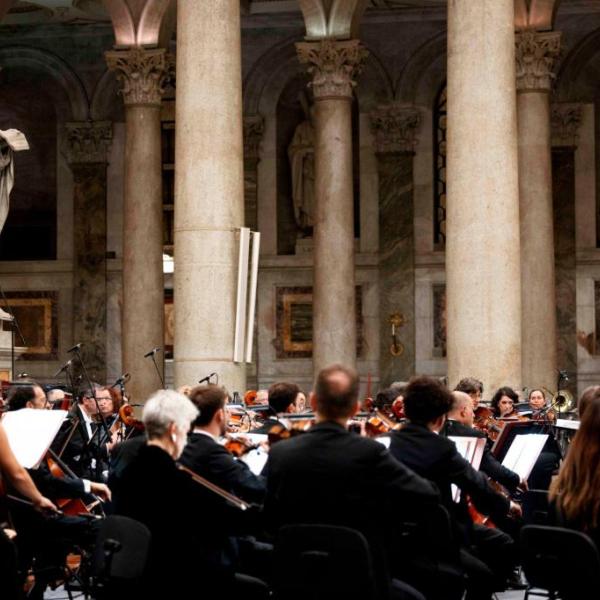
243, 115, 264, 232
371, 104, 420, 386
173, 0, 246, 393
105, 48, 172, 402
64, 121, 112, 382
516, 30, 561, 392
552, 103, 583, 396
446, 0, 522, 392
296, 39, 368, 375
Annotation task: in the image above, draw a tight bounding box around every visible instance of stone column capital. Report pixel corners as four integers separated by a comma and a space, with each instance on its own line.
243, 114, 265, 160
296, 39, 368, 100
370, 104, 421, 154
105, 47, 174, 107
551, 103, 583, 148
515, 30, 561, 92
64, 120, 112, 165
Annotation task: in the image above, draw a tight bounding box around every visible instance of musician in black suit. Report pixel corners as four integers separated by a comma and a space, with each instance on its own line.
180, 384, 266, 504
444, 391, 524, 494
264, 364, 438, 600
250, 381, 300, 434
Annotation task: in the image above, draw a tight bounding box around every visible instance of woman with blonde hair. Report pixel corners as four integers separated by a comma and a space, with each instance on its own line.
549, 393, 600, 548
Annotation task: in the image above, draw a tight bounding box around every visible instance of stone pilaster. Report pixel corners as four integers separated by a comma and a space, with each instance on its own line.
371, 105, 420, 385
106, 47, 172, 403
516, 30, 562, 391
243, 114, 264, 232
551, 103, 583, 397
296, 39, 367, 374
64, 121, 112, 382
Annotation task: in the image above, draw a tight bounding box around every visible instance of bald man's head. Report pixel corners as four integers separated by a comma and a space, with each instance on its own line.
449, 390, 475, 426
313, 364, 359, 420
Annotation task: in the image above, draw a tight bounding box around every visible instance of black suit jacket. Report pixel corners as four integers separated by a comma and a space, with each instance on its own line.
265, 421, 438, 534
179, 432, 266, 504
27, 464, 85, 500
389, 423, 509, 532
443, 419, 520, 493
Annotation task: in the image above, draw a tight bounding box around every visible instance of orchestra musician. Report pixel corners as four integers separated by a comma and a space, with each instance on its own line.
388, 377, 521, 600
549, 391, 600, 550
577, 384, 600, 420
528, 388, 556, 422
489, 387, 521, 419
264, 364, 437, 600
180, 385, 266, 504
112, 389, 268, 599
250, 381, 300, 434
444, 391, 526, 496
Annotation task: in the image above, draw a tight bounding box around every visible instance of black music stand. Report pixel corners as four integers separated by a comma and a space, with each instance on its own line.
491, 420, 549, 463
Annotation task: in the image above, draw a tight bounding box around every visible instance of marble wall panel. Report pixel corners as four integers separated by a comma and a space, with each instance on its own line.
378, 153, 415, 386
72, 163, 107, 382
553, 148, 577, 395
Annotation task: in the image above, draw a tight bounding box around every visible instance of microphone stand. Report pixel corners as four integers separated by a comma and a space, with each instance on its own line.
0, 285, 27, 379
145, 348, 165, 389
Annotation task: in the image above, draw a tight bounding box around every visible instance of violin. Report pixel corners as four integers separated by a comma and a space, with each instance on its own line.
267, 420, 313, 446
365, 409, 402, 438
223, 435, 260, 458
473, 406, 505, 441
118, 404, 144, 433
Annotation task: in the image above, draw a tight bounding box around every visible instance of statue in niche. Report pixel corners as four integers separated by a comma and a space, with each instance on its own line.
288, 97, 315, 235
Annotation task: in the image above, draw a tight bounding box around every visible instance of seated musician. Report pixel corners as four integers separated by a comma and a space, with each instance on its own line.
528, 388, 556, 421
180, 384, 266, 504
578, 384, 600, 419
375, 382, 406, 418
113, 389, 268, 599
0, 421, 57, 600
549, 392, 600, 549
264, 364, 438, 600
444, 391, 526, 495
52, 383, 115, 481
46, 387, 66, 409
490, 386, 520, 418
455, 377, 484, 410
389, 376, 521, 599
250, 381, 299, 434
293, 389, 307, 413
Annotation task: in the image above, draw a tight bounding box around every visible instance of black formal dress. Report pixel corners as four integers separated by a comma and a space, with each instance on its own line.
180, 432, 266, 504
443, 419, 520, 493
113, 444, 261, 597
389, 423, 516, 600
265, 421, 438, 600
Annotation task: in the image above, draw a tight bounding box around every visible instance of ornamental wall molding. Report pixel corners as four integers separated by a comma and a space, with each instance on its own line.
296, 39, 368, 100
243, 114, 265, 160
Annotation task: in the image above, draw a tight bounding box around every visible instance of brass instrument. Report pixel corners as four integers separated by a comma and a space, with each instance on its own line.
551, 389, 575, 414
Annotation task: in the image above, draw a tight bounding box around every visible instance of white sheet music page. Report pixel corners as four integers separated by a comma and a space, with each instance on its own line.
448, 436, 487, 502
501, 433, 548, 481
2, 408, 67, 469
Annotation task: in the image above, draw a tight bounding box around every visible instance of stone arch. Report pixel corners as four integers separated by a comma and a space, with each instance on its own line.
555, 27, 600, 102
0, 45, 89, 120
396, 31, 447, 106
90, 68, 125, 122
298, 0, 368, 40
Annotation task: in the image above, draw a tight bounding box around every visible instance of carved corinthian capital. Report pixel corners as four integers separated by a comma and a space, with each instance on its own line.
243, 115, 265, 160
515, 30, 561, 92
551, 103, 583, 148
64, 121, 112, 164
370, 104, 421, 154
296, 39, 368, 100
105, 47, 174, 107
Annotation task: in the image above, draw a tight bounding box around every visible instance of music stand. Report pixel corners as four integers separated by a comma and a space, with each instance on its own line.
491, 420, 549, 463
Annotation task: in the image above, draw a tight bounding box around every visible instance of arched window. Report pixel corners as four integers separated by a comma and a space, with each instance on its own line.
433, 83, 446, 250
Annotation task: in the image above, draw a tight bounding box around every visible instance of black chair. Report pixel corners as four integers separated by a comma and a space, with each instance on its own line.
273, 523, 422, 600
522, 490, 550, 525
89, 515, 151, 599
520, 524, 600, 599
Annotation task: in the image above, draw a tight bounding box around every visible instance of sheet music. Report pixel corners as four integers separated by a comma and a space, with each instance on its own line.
501, 433, 548, 481
2, 408, 67, 468
448, 436, 486, 503
239, 448, 269, 475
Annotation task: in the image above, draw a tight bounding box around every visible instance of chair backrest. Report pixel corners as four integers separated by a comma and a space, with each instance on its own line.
92, 515, 151, 581
521, 525, 600, 600
522, 490, 550, 525
274, 524, 379, 600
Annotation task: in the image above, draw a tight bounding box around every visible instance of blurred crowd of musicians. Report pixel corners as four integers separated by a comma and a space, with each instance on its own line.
0, 366, 599, 600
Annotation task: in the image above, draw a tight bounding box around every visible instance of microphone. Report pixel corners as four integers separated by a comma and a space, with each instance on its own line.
198, 372, 217, 385
111, 372, 131, 388
53, 359, 72, 378
67, 343, 82, 353
144, 347, 161, 358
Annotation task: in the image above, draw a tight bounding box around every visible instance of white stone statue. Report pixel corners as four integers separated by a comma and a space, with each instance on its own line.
288, 106, 315, 233
0, 128, 29, 234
